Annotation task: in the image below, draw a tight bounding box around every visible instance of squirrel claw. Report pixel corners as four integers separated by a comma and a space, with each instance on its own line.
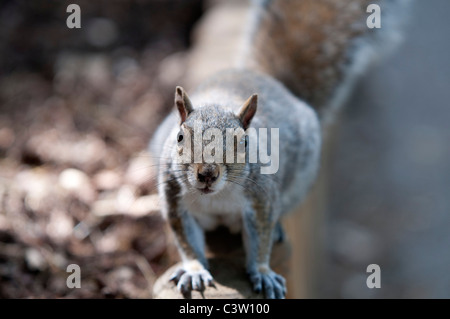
249, 269, 286, 299
209, 280, 217, 289
169, 268, 186, 283
170, 267, 215, 298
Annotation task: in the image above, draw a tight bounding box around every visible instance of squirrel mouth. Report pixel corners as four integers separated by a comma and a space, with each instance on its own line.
198, 187, 214, 194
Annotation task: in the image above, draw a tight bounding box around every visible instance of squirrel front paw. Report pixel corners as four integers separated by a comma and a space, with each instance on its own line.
169, 262, 215, 298
248, 267, 286, 299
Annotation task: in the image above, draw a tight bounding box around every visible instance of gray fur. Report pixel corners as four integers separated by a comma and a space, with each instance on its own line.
150, 0, 409, 299
151, 69, 320, 299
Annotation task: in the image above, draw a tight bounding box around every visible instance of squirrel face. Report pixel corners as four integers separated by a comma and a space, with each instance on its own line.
172, 86, 257, 196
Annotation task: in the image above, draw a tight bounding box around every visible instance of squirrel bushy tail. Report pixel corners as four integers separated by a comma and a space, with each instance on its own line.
152, 0, 410, 299
243, 0, 409, 121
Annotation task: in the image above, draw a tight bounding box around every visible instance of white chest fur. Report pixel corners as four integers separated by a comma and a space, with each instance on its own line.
182, 185, 248, 233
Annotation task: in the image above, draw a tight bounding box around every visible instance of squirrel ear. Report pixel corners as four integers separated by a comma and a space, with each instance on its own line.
175, 86, 194, 124
237, 94, 258, 130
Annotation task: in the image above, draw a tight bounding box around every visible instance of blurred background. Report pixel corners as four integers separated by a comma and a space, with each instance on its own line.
0, 0, 204, 298
323, 0, 450, 298
0, 0, 449, 298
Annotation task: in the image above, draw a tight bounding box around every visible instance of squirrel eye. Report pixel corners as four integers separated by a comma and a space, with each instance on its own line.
177, 132, 184, 143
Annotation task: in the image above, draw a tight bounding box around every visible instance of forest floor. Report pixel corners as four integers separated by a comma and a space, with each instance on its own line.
0, 0, 204, 298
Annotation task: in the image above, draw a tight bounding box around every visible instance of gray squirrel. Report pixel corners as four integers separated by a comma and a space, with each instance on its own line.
150, 0, 409, 299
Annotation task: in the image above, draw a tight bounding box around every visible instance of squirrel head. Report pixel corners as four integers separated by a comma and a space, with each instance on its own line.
172, 86, 258, 196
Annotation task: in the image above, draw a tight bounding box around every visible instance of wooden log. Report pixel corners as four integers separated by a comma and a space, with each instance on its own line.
152, 228, 291, 299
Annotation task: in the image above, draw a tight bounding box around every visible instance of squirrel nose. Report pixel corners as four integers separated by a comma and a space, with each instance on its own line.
197, 167, 220, 184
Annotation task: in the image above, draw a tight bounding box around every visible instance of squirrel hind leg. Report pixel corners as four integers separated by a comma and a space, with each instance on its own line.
273, 221, 286, 244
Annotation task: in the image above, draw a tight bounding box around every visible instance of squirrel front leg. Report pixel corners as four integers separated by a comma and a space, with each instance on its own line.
242, 200, 286, 299
162, 176, 214, 298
